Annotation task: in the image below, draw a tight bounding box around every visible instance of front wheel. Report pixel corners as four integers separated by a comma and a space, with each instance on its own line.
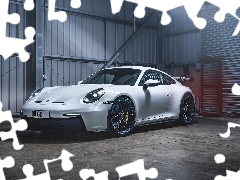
108, 96, 136, 136
179, 93, 195, 125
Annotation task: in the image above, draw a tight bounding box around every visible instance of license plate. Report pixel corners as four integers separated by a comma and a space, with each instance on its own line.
32, 111, 49, 118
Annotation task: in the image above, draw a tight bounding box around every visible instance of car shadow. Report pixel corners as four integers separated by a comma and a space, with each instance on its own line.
13, 120, 197, 145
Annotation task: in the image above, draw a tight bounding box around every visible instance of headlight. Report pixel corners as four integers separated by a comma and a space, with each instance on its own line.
83, 88, 105, 103
27, 88, 43, 101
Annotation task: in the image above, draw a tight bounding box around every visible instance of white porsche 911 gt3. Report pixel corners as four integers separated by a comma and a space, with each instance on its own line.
20, 66, 195, 135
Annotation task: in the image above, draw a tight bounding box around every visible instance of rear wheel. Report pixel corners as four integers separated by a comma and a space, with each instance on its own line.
108, 96, 136, 136
179, 93, 195, 125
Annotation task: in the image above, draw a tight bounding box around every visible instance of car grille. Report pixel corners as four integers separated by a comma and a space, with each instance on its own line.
25, 117, 86, 132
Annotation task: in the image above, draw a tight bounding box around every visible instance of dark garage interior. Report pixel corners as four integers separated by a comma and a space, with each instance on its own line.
1, 0, 240, 179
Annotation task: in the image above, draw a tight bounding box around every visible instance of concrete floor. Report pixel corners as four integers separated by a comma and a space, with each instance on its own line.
1, 116, 240, 180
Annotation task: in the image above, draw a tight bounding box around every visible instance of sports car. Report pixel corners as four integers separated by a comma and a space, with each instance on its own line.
20, 66, 195, 135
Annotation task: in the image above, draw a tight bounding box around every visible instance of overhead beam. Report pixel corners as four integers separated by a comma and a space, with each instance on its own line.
166, 29, 200, 37
103, 11, 158, 69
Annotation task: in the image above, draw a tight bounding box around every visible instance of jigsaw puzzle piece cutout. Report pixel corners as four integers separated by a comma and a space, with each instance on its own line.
207, 0, 240, 36
219, 122, 240, 138
232, 21, 240, 36
207, 0, 240, 22
0, 0, 35, 61
134, 3, 147, 19
0, 156, 15, 180
151, 0, 188, 25
0, 102, 28, 150
110, 0, 188, 25
20, 149, 74, 180
70, 0, 81, 9
79, 169, 109, 180
6, 13, 20, 25
116, 159, 158, 180
183, 0, 207, 29
44, 149, 74, 171
48, 0, 81, 22
24, 0, 35, 11
109, 0, 240, 35
124, 0, 155, 19
141, 0, 206, 26
0, 26, 35, 62
215, 170, 240, 180
110, 0, 124, 14
0, 0, 20, 38
232, 83, 240, 95
110, 0, 147, 19
17, 27, 35, 62
21, 164, 50, 180
161, 11, 172, 26
48, 0, 67, 22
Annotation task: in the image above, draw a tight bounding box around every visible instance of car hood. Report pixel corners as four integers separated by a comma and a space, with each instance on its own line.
33, 84, 126, 103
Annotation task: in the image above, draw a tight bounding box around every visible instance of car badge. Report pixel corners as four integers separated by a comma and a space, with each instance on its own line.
46, 100, 49, 102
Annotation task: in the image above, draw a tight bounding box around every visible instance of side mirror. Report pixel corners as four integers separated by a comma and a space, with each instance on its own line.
77, 80, 83, 85
189, 77, 194, 82
143, 79, 160, 90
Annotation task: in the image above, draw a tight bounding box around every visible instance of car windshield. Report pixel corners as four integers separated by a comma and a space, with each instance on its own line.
82, 68, 141, 86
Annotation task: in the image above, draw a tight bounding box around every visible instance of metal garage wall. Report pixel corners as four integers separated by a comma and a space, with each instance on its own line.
164, 6, 202, 111
44, 0, 158, 86
45, 12, 105, 59
0, 2, 27, 112
200, 4, 240, 116
44, 60, 102, 87
106, 23, 157, 64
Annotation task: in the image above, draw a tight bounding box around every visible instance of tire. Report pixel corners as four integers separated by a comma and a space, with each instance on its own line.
179, 93, 195, 125
108, 96, 136, 136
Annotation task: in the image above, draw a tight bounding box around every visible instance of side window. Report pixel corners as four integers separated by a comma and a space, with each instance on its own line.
138, 70, 163, 86
161, 73, 176, 85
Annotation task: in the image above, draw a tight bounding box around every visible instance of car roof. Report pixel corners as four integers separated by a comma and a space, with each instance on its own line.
105, 66, 176, 80
106, 66, 158, 71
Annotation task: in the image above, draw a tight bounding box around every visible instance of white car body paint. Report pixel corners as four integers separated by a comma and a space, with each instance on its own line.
21, 66, 195, 132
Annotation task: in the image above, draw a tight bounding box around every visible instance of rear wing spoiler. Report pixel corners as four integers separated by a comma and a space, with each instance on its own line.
173, 76, 194, 82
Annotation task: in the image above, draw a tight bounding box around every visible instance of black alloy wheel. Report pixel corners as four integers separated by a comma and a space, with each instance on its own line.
108, 96, 136, 136
179, 93, 195, 125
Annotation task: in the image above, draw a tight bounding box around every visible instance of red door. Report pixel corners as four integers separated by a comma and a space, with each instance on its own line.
201, 56, 222, 116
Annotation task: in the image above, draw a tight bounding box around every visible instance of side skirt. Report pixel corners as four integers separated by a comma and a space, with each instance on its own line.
136, 119, 177, 127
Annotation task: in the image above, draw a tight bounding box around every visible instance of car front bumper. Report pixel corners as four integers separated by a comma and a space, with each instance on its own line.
24, 117, 87, 132
21, 102, 112, 132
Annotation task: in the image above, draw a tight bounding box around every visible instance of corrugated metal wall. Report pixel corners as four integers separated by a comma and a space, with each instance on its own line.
1, 0, 159, 113
164, 6, 202, 111
44, 60, 103, 86
200, 4, 240, 116
0, 2, 27, 112
44, 0, 158, 86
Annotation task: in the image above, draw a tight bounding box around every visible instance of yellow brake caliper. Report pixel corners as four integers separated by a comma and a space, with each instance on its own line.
125, 111, 129, 124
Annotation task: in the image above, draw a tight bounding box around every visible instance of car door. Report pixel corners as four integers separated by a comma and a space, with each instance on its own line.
137, 70, 171, 123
